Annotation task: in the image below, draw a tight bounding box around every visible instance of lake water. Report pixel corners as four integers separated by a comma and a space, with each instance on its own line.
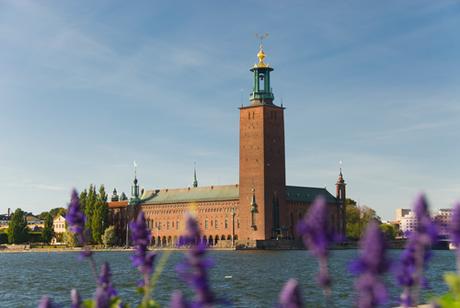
0, 249, 455, 307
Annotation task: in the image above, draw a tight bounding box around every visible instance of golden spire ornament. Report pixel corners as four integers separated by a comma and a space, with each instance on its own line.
255, 33, 269, 68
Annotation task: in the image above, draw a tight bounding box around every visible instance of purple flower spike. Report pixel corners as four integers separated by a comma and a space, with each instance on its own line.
170, 290, 190, 308
66, 190, 85, 241
70, 289, 81, 308
130, 211, 156, 287
278, 278, 303, 308
177, 213, 218, 306
296, 196, 333, 292
450, 203, 460, 247
66, 189, 92, 260
397, 194, 438, 307
296, 196, 332, 258
350, 222, 389, 308
94, 262, 117, 306
414, 194, 438, 245
37, 296, 57, 308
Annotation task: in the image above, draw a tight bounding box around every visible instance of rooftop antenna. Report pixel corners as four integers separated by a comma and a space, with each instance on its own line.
339, 160, 343, 174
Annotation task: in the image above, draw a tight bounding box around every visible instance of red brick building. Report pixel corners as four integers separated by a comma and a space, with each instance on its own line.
108, 46, 347, 247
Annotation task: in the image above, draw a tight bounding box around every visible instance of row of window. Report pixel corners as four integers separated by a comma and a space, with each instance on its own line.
145, 219, 240, 231
143, 207, 237, 216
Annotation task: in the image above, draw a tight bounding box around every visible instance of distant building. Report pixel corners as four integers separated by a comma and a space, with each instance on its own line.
25, 214, 44, 231
395, 209, 411, 223
0, 208, 12, 230
434, 208, 452, 237
107, 46, 348, 248
53, 215, 66, 234
400, 211, 418, 235
398, 208, 453, 238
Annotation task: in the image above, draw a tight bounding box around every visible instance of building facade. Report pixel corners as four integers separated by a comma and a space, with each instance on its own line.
108, 46, 347, 247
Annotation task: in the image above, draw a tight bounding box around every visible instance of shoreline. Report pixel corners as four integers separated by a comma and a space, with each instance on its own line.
0, 246, 236, 253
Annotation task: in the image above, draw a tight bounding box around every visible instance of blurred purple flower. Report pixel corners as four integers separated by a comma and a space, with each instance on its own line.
355, 273, 387, 308
66, 190, 86, 243
176, 213, 217, 306
278, 278, 303, 308
94, 262, 117, 306
170, 290, 190, 308
397, 194, 437, 307
350, 222, 389, 276
70, 289, 81, 308
349, 222, 389, 308
296, 196, 332, 258
414, 194, 438, 245
38, 296, 57, 308
130, 211, 156, 287
397, 233, 417, 288
450, 203, 460, 247
66, 189, 93, 259
296, 196, 332, 291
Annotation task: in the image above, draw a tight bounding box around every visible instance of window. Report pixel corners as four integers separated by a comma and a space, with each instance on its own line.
205, 220, 208, 229
176, 221, 179, 230
215, 220, 218, 229
167, 222, 170, 230
225, 219, 228, 229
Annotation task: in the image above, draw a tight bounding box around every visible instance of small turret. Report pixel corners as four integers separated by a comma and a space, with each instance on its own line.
111, 188, 119, 202
336, 167, 347, 237
193, 164, 198, 188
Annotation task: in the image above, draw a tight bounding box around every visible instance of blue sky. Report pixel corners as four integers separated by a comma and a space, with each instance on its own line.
0, 0, 459, 220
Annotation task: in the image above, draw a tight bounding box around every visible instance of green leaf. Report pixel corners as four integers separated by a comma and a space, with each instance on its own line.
138, 299, 160, 308
445, 272, 460, 296
82, 299, 96, 308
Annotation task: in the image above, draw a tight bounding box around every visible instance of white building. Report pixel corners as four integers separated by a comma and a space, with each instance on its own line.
398, 208, 453, 237
435, 208, 452, 237
400, 211, 418, 235
53, 215, 66, 234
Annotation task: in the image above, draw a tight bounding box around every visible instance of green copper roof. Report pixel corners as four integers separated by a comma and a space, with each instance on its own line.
139, 184, 336, 205
285, 186, 336, 203
140, 184, 239, 205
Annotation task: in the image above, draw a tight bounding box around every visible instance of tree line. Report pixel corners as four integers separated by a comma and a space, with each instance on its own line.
2, 184, 115, 246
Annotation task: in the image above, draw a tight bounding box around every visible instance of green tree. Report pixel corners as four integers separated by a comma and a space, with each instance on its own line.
41, 213, 54, 244
346, 199, 381, 240
102, 226, 117, 247
7, 208, 29, 244
380, 223, 397, 240
63, 231, 78, 247
79, 189, 88, 216
92, 185, 109, 244
49, 207, 66, 219
84, 185, 97, 243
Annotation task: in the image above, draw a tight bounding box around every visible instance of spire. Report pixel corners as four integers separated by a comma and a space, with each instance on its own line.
337, 161, 345, 184
193, 162, 198, 188
249, 33, 274, 104
256, 46, 268, 68
111, 188, 119, 202
131, 161, 140, 201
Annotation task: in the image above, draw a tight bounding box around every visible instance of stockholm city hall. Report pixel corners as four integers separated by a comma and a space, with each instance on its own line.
108, 45, 347, 248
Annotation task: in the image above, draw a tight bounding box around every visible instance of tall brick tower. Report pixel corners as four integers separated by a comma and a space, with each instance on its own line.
239, 45, 286, 241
